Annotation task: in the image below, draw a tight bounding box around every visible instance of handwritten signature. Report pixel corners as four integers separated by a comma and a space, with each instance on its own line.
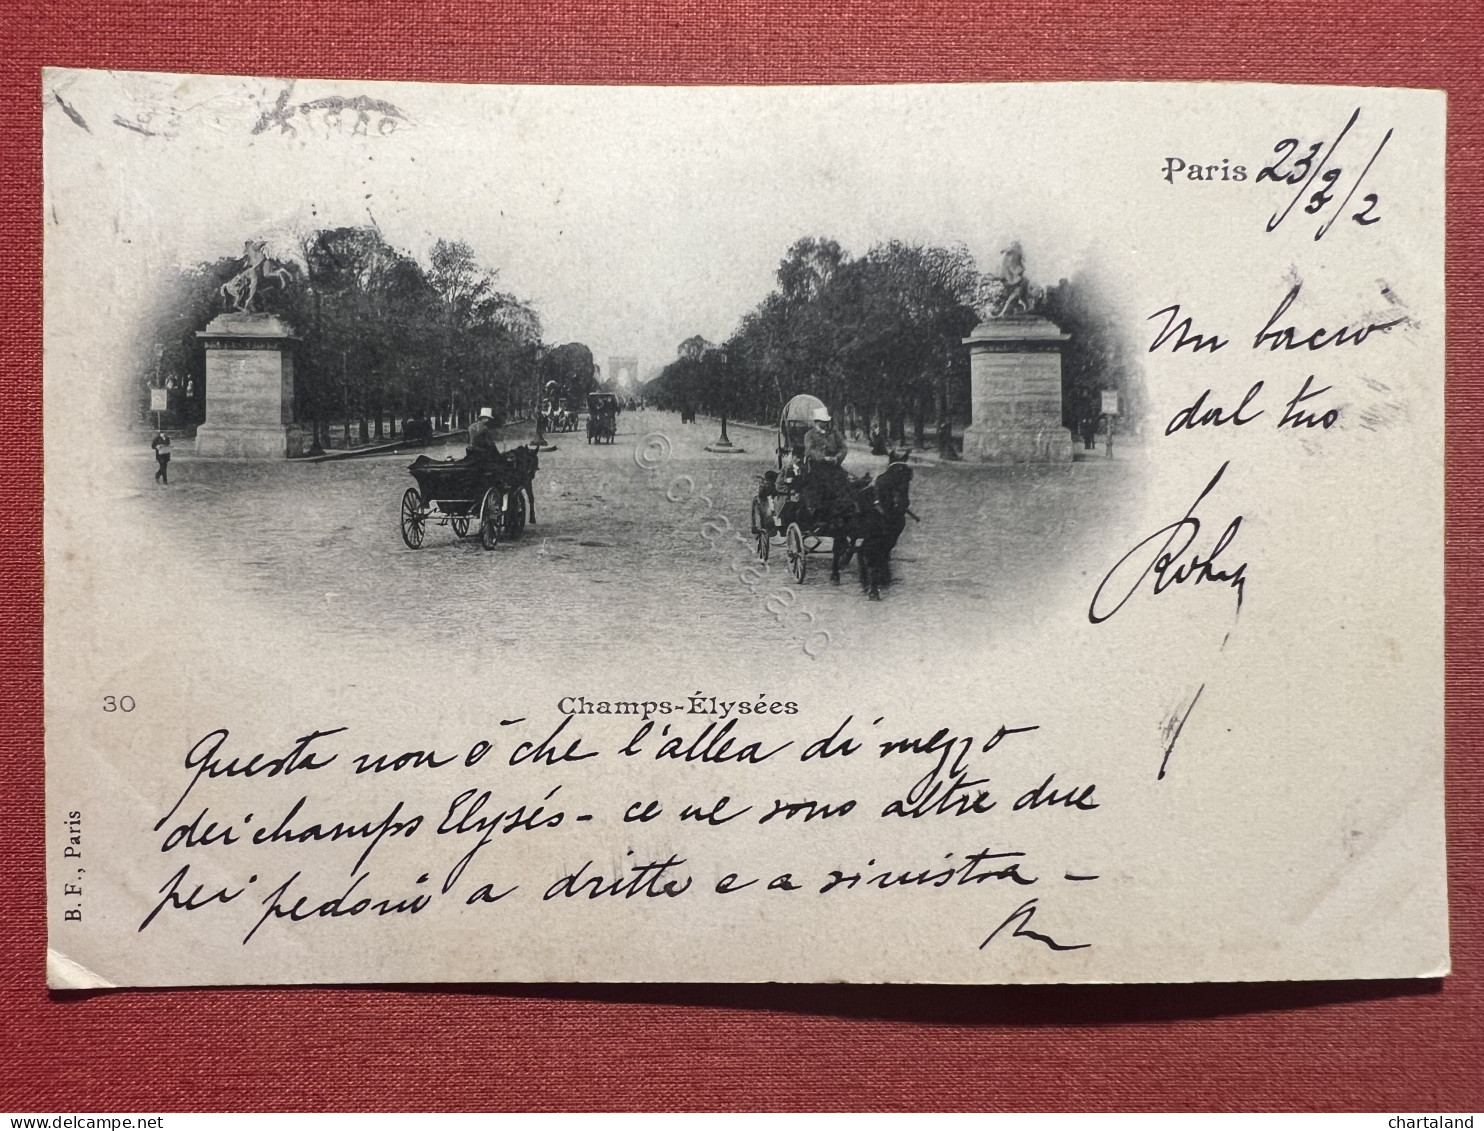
981, 898, 1089, 952
1089, 462, 1247, 624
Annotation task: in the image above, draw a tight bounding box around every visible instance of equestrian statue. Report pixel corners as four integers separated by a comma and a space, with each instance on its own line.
220, 239, 294, 313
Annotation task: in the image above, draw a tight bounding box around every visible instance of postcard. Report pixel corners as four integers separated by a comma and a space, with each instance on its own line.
42, 70, 1446, 986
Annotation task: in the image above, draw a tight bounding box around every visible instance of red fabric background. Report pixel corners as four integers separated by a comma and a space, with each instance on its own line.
2, 0, 1480, 1112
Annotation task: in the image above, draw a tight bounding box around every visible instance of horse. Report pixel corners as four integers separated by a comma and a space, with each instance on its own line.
220, 241, 293, 313
827, 451, 914, 600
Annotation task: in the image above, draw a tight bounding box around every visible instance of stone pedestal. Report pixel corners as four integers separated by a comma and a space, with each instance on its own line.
960, 315, 1074, 463
194, 313, 310, 458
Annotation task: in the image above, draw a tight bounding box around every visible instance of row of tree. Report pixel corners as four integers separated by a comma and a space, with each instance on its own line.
642, 237, 1144, 450
141, 228, 598, 447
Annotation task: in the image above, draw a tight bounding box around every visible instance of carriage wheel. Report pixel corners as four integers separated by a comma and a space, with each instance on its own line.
450, 513, 470, 539
399, 488, 425, 549
750, 498, 771, 562
786, 522, 806, 583
479, 487, 502, 551
503, 489, 527, 540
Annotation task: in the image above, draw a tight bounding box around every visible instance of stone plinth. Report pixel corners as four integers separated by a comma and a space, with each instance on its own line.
960, 315, 1073, 463
194, 313, 309, 458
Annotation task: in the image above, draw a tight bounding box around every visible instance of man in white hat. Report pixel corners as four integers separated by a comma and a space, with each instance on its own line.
804, 405, 847, 469
466, 406, 500, 461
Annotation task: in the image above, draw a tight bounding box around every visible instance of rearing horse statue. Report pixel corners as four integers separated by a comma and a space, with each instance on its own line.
991, 241, 1034, 318
220, 240, 293, 313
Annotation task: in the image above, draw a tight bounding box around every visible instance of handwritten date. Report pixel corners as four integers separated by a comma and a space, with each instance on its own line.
1259, 107, 1392, 241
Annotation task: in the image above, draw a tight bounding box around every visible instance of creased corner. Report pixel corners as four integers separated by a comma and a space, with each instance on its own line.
47, 947, 117, 990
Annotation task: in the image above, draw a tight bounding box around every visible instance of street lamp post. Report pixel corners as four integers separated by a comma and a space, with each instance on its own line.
704, 348, 745, 454
939, 356, 960, 460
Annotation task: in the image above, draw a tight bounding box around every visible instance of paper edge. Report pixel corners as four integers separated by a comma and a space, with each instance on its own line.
47, 947, 118, 991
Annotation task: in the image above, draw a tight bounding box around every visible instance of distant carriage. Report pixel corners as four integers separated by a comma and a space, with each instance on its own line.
541, 399, 577, 432
398, 446, 538, 551
401, 416, 435, 445
586, 392, 618, 444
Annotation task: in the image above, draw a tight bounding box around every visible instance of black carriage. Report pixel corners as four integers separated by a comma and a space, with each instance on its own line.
750, 462, 855, 584
399, 446, 538, 551
400, 416, 435, 445
751, 455, 914, 597
747, 394, 832, 579
586, 392, 618, 444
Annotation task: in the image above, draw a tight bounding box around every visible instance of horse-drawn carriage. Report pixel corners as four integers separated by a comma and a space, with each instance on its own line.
399, 446, 538, 551
400, 416, 435, 445
586, 392, 618, 444
751, 395, 915, 599
542, 399, 577, 433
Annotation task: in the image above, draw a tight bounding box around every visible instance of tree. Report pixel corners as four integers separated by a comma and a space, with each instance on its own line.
1045, 270, 1147, 435
542, 342, 598, 405
424, 239, 495, 427
709, 237, 980, 451
139, 228, 548, 450
135, 256, 243, 427
847, 242, 979, 453
776, 237, 846, 304
300, 226, 427, 444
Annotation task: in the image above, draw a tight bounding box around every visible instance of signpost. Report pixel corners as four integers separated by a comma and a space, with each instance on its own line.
1101, 388, 1119, 459
149, 343, 167, 433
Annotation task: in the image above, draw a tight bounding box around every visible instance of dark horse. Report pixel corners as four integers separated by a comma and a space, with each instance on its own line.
828, 452, 914, 600
461, 442, 541, 529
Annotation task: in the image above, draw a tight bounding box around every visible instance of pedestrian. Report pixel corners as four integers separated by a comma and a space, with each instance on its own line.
151, 431, 171, 485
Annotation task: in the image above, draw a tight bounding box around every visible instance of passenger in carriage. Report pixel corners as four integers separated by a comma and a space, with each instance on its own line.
779, 443, 805, 482
801, 408, 852, 514
803, 406, 847, 469
466, 406, 500, 461
772, 444, 807, 530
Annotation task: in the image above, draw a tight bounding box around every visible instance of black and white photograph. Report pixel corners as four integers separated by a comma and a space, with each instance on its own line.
43, 71, 1447, 988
